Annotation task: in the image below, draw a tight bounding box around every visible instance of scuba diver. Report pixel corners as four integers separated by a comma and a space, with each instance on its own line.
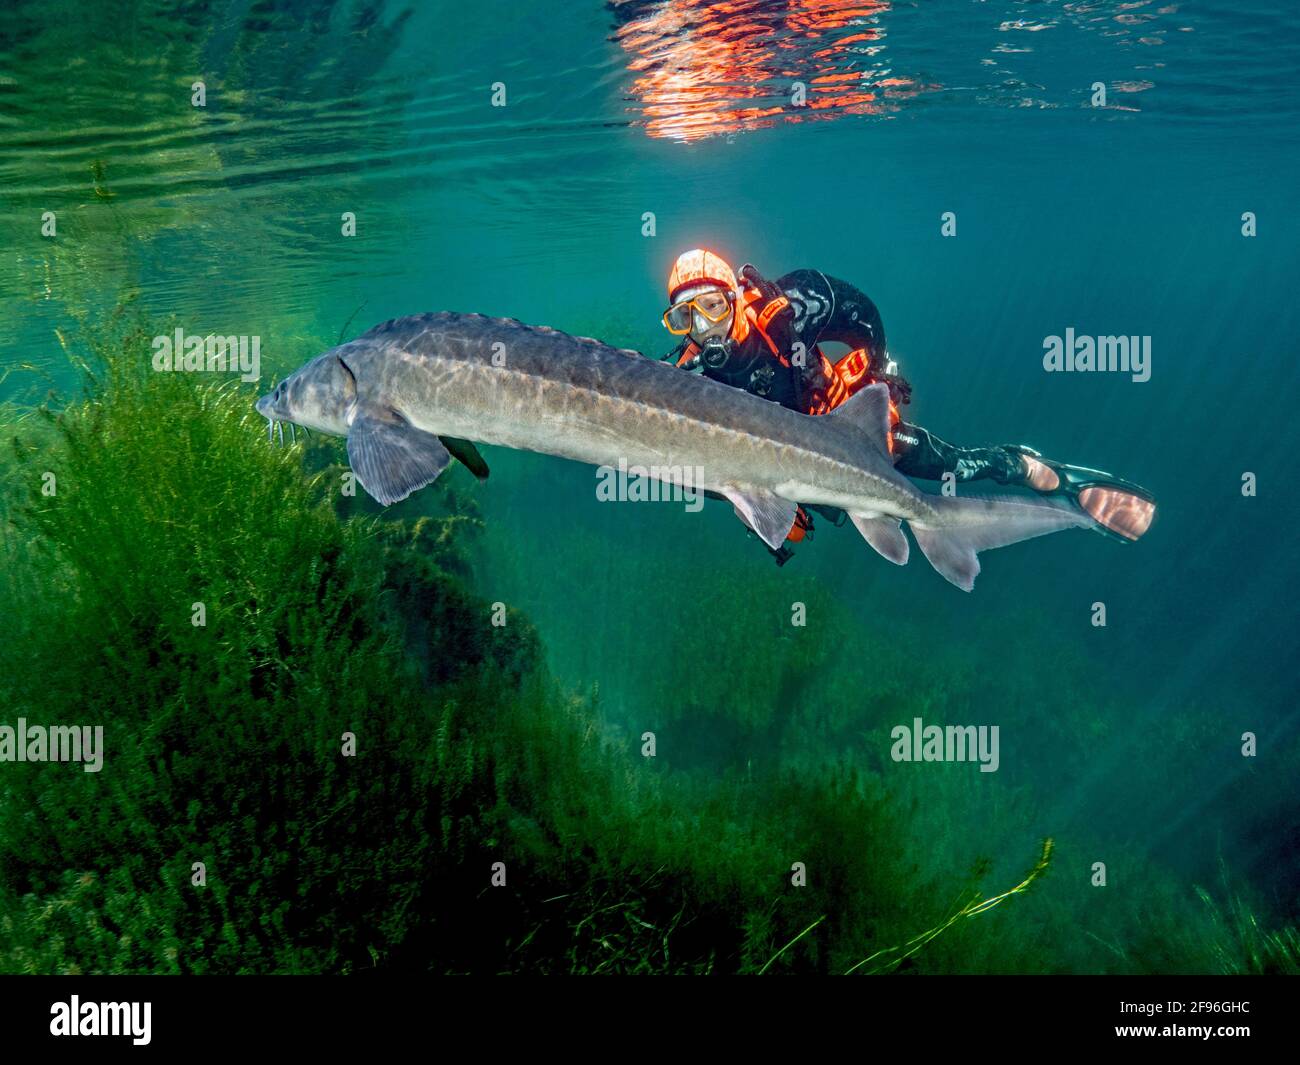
660, 248, 1155, 564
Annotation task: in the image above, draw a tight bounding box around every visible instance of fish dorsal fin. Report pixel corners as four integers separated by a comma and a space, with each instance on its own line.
347, 405, 451, 506
825, 381, 892, 455
721, 486, 798, 550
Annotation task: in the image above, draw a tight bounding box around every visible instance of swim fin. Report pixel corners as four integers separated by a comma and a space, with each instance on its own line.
1009, 446, 1155, 543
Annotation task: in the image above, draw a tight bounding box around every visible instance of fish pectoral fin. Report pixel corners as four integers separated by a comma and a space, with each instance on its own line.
722, 487, 798, 550
850, 513, 909, 565
438, 436, 490, 481
346, 406, 452, 506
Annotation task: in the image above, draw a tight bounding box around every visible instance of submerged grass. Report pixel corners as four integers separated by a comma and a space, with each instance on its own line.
0, 311, 1293, 975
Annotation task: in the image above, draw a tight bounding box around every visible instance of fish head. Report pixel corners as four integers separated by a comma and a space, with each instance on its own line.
255, 350, 357, 436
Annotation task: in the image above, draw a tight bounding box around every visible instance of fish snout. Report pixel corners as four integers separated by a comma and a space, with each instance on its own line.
256, 379, 291, 420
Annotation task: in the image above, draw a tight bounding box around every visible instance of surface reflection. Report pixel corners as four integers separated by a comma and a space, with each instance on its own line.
612, 0, 923, 142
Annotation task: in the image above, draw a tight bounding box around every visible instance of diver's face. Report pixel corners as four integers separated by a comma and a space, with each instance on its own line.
683, 286, 734, 346
692, 309, 732, 345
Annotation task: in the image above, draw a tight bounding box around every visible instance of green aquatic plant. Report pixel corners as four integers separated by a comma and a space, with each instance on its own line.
1197, 872, 1300, 976
0, 312, 538, 973
1, 310, 1294, 977
845, 838, 1054, 974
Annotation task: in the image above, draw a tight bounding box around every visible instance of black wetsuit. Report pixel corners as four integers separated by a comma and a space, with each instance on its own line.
664, 265, 1024, 486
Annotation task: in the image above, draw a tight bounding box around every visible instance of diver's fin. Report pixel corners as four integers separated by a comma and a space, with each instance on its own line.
825, 381, 892, 455
347, 405, 452, 506
1074, 482, 1155, 542
851, 514, 909, 565
439, 436, 490, 480
910, 495, 1094, 592
1011, 450, 1156, 543
722, 487, 798, 551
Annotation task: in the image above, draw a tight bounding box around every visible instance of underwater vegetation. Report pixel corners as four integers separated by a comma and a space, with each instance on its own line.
0, 312, 1295, 975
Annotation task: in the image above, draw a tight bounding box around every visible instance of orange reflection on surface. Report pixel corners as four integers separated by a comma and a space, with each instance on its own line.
614, 0, 919, 141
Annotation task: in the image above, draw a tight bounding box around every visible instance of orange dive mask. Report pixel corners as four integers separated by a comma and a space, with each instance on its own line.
662, 290, 733, 335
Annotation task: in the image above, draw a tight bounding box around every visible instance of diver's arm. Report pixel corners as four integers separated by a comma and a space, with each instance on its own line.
772, 269, 887, 365
773, 268, 910, 410
812, 274, 889, 371
734, 264, 828, 409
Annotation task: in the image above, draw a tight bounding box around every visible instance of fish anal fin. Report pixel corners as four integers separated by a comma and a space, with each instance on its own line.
851, 513, 909, 565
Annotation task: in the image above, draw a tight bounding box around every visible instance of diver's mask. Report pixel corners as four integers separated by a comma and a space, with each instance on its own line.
663, 289, 732, 334
663, 286, 737, 367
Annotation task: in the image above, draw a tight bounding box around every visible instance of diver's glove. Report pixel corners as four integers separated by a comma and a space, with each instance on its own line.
876, 370, 913, 408
737, 263, 783, 303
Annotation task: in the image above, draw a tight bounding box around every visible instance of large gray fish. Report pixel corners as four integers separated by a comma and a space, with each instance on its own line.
255, 312, 1094, 590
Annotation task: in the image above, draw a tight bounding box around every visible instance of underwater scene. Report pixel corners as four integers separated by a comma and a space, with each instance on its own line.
0, 0, 1297, 981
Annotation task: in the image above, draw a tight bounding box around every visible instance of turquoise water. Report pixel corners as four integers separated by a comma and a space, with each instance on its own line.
2, 0, 1297, 968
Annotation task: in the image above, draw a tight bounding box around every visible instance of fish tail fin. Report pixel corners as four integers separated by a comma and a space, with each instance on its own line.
908, 494, 1095, 592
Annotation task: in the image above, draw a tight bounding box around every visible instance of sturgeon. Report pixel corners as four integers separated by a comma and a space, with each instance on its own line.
255, 312, 1095, 590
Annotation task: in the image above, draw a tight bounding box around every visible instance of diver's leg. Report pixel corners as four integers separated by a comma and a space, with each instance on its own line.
891, 424, 1156, 542
890, 422, 1023, 485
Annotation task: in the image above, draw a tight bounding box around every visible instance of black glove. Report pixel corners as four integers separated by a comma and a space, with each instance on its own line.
876, 370, 913, 407
737, 262, 783, 303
